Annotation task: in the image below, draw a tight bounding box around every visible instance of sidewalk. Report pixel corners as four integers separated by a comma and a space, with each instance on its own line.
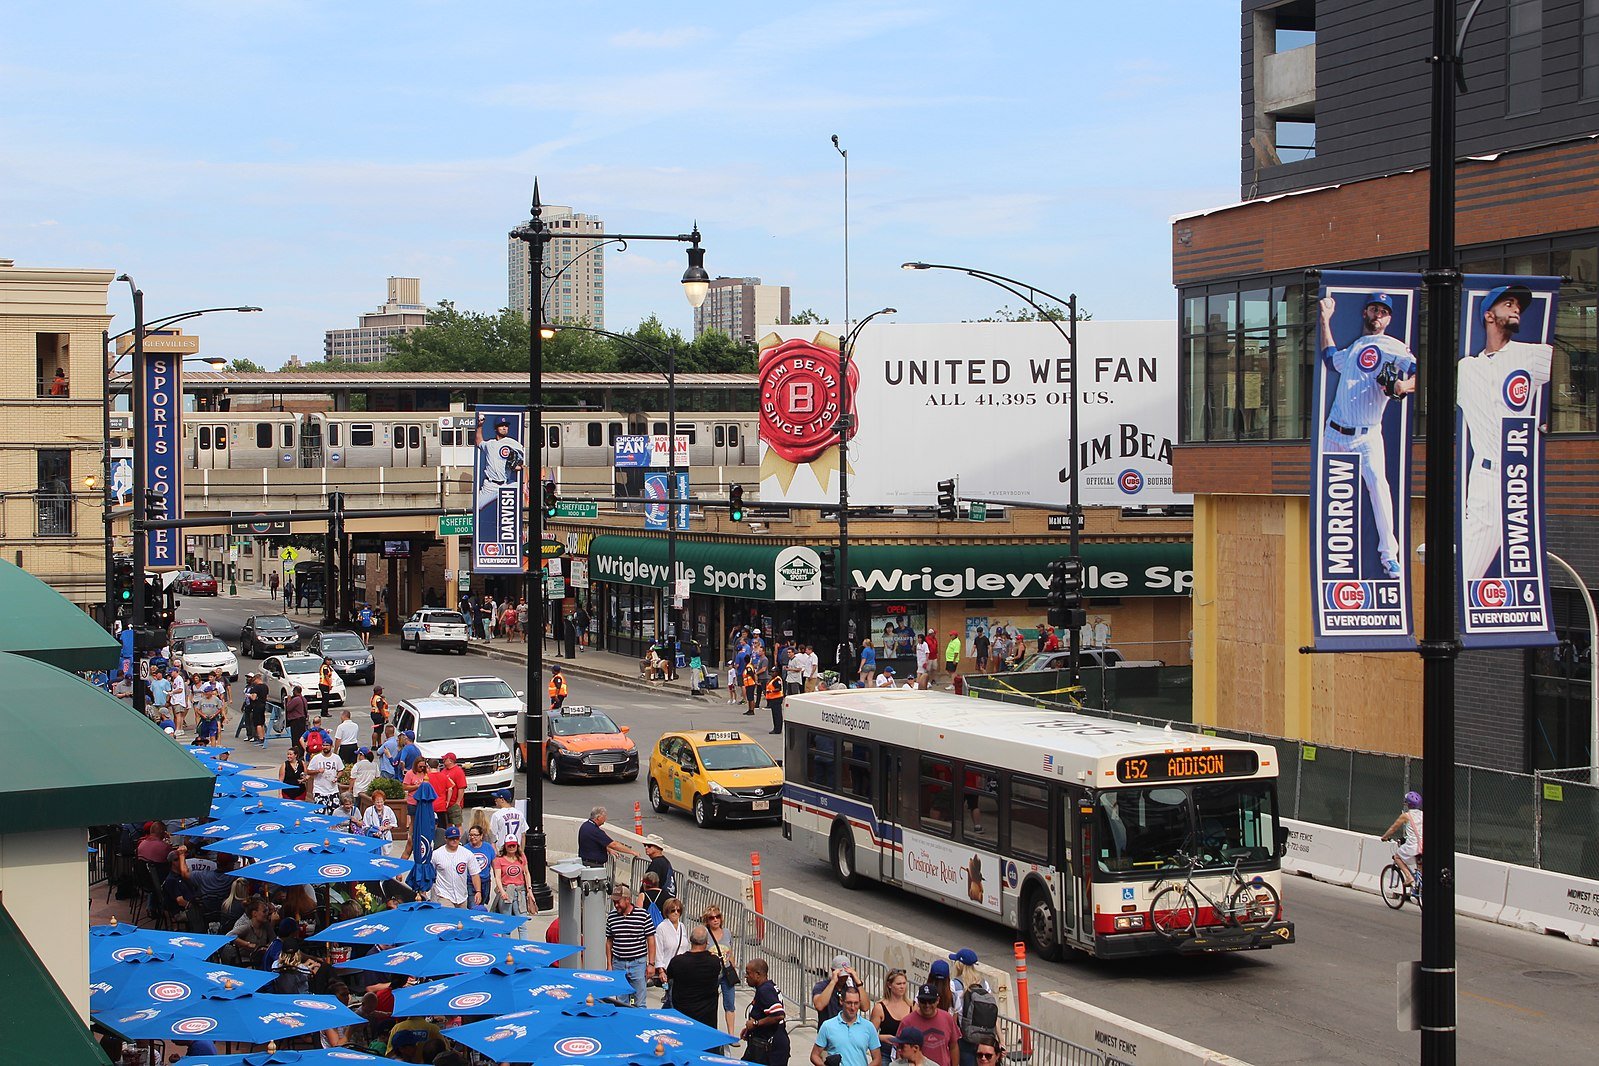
466, 638, 702, 700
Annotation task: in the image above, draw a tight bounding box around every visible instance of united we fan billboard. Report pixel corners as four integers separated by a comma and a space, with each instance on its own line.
754, 321, 1187, 508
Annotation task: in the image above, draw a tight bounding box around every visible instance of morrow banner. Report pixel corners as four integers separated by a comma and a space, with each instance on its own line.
1309, 271, 1420, 650
472, 405, 526, 575
1455, 276, 1561, 649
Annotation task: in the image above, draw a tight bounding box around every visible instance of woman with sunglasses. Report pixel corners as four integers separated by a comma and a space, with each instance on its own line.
491, 838, 536, 930
702, 906, 738, 1036
871, 968, 913, 1062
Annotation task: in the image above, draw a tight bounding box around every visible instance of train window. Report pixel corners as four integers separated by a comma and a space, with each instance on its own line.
651, 422, 666, 436
608, 422, 622, 444
408, 426, 420, 449
714, 426, 725, 447
216, 429, 226, 450
255, 424, 272, 449
587, 423, 601, 447
351, 424, 375, 448
728, 425, 740, 447
681, 425, 697, 444
548, 426, 559, 448
283, 424, 294, 448
328, 424, 340, 447
198, 427, 211, 451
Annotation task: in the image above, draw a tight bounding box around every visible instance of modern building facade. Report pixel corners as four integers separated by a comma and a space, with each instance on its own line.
507, 205, 605, 328
324, 276, 427, 364
0, 258, 115, 612
694, 276, 791, 341
1172, 0, 1599, 771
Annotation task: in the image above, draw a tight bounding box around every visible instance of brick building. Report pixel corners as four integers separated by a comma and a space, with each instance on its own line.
1173, 1, 1599, 771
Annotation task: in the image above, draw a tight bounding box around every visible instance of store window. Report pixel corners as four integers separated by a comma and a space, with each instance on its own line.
1527, 586, 1593, 771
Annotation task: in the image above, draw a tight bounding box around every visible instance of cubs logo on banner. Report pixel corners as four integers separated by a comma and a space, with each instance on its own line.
473, 405, 526, 575
1309, 271, 1420, 650
1454, 275, 1561, 648
643, 471, 689, 531
140, 351, 184, 571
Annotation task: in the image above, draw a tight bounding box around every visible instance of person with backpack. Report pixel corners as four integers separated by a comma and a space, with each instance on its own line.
948, 949, 997, 1066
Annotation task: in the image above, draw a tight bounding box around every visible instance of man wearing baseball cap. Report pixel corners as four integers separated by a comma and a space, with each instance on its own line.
899, 983, 961, 1066
430, 825, 478, 908
488, 788, 525, 853
890, 1026, 929, 1065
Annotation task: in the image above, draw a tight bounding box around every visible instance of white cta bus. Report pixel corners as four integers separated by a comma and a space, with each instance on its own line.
781, 689, 1294, 960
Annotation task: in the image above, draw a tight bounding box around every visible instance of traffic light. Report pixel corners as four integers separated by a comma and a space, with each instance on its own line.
542, 480, 558, 519
728, 485, 745, 523
936, 478, 957, 520
112, 556, 135, 605
819, 547, 837, 597
143, 488, 166, 523
1047, 556, 1085, 629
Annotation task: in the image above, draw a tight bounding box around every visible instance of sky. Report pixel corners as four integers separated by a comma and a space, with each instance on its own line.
1, 1, 1241, 368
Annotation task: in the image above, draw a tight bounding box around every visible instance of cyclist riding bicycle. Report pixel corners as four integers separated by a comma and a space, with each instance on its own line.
1380, 791, 1424, 898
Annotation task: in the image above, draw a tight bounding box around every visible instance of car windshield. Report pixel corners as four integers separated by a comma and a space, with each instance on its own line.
698, 742, 777, 771
1095, 781, 1277, 876
282, 655, 322, 674
419, 713, 496, 741
254, 617, 295, 632
422, 612, 467, 625
550, 713, 619, 736
184, 638, 227, 655
319, 634, 366, 653
459, 680, 517, 701
171, 625, 209, 641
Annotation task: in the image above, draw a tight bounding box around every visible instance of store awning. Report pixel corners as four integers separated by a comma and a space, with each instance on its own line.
0, 905, 111, 1063
0, 560, 120, 672
2, 653, 215, 833
845, 542, 1192, 600
588, 535, 824, 602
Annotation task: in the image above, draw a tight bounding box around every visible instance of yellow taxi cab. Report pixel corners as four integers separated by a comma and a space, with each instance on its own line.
538, 705, 639, 784
647, 729, 784, 827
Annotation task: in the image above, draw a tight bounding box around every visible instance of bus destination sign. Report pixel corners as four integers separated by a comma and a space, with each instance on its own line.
1115, 750, 1259, 784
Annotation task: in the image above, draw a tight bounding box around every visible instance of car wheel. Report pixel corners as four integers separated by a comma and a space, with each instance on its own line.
513, 746, 524, 773
649, 777, 669, 813
547, 756, 560, 784
692, 794, 711, 828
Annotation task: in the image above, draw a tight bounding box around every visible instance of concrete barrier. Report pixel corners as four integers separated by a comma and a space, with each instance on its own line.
1281, 818, 1364, 886
1500, 865, 1599, 945
1034, 992, 1255, 1066
1452, 854, 1511, 925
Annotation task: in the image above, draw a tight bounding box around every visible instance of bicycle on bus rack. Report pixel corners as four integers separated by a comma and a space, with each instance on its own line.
1149, 852, 1282, 939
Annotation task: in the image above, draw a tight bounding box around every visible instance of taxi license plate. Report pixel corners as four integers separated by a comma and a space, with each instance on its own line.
752, 800, 770, 811
599, 764, 616, 774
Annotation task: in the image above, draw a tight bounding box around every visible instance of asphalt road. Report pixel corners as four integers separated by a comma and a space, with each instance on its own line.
186, 588, 1599, 1065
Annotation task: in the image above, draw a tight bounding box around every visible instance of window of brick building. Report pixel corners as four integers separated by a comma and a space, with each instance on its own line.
36, 333, 69, 397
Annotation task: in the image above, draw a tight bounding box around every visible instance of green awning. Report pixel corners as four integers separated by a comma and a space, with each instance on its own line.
0, 559, 119, 672
0, 904, 111, 1064
1, 653, 215, 833
588, 535, 824, 602
845, 542, 1192, 600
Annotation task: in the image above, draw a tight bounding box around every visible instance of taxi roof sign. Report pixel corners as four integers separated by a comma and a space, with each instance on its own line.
703, 731, 743, 742
554, 705, 593, 716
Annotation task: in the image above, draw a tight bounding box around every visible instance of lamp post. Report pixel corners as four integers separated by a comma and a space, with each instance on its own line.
902, 261, 1082, 686
834, 307, 895, 662
510, 180, 708, 910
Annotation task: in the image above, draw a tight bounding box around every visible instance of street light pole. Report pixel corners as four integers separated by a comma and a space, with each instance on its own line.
835, 308, 895, 666
119, 276, 148, 720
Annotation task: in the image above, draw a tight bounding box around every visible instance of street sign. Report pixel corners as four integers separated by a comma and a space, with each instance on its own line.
117, 330, 200, 356
554, 501, 598, 519
1047, 513, 1086, 531
546, 574, 567, 597
540, 539, 563, 558
969, 502, 988, 521
438, 513, 474, 537
231, 510, 289, 535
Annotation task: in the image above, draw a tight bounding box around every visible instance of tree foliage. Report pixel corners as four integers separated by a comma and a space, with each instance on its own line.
970, 303, 1091, 322
227, 357, 266, 372
790, 307, 829, 324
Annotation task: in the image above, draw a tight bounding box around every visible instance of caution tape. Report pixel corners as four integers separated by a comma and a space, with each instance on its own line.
977, 675, 1088, 702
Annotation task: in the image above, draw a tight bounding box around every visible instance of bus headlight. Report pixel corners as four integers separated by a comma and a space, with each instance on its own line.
1113, 915, 1146, 931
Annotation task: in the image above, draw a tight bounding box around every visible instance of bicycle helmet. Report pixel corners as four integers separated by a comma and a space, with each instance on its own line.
1404, 791, 1422, 809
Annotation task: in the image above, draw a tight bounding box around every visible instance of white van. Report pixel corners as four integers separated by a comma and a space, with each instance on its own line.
392, 695, 513, 801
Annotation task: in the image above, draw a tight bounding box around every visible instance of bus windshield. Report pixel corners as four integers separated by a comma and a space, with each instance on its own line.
1095, 780, 1277, 875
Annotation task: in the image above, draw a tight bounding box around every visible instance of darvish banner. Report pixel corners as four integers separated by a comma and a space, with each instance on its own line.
472, 405, 526, 575
1309, 270, 1421, 650
755, 322, 1186, 507
1455, 276, 1560, 649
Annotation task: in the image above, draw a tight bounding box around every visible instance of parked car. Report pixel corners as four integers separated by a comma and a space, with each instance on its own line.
306, 631, 376, 686
539, 705, 638, 783
392, 695, 513, 803
432, 676, 523, 739
260, 652, 346, 709
176, 571, 218, 596
647, 729, 782, 827
1012, 647, 1164, 671
241, 614, 300, 658
174, 636, 239, 682
400, 609, 471, 654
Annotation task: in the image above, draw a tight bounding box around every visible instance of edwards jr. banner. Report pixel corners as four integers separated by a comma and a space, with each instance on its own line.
1310, 271, 1420, 650
472, 405, 526, 575
1455, 276, 1560, 649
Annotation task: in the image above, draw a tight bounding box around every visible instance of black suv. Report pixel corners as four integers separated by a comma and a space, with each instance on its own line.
241, 615, 300, 658
307, 630, 376, 686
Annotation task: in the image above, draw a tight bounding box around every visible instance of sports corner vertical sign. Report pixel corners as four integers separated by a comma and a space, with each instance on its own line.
1454, 276, 1561, 648
141, 351, 183, 570
472, 405, 526, 575
1309, 271, 1420, 649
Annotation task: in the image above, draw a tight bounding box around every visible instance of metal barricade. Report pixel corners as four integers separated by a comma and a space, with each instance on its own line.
995, 1013, 1106, 1066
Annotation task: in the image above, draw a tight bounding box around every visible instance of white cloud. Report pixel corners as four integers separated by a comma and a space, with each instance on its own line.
606, 26, 714, 49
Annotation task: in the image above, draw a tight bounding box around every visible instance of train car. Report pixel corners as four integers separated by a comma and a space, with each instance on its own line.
640, 412, 760, 468
183, 413, 300, 469
305, 413, 441, 469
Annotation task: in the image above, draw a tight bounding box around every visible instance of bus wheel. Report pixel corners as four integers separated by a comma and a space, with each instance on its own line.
1022, 887, 1062, 961
830, 823, 860, 889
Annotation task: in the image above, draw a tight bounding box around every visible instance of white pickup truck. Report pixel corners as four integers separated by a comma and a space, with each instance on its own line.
1013, 647, 1164, 672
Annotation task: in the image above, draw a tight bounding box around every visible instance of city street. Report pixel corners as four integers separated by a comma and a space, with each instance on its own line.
188, 588, 1599, 1066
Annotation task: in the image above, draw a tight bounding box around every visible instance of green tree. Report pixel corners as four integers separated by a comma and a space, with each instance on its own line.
970, 303, 1091, 322
227, 357, 266, 372
790, 307, 829, 324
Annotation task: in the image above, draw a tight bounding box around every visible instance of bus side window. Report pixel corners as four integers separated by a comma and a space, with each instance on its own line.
1008, 777, 1051, 861
805, 731, 836, 791
919, 756, 954, 835
962, 765, 999, 843
841, 740, 873, 802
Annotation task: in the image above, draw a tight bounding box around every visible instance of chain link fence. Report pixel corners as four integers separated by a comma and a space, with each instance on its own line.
967, 675, 1599, 881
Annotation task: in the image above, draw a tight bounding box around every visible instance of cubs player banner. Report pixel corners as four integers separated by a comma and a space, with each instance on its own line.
472, 405, 526, 575
1309, 270, 1420, 650
139, 351, 184, 571
1455, 275, 1561, 649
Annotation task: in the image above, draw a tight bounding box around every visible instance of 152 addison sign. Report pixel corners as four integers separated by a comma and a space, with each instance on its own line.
757, 321, 1187, 508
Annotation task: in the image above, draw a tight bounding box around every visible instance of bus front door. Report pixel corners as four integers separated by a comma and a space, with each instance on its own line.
1074, 800, 1095, 945
879, 747, 902, 883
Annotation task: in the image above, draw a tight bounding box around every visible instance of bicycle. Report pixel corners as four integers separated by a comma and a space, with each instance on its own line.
1149, 852, 1282, 938
1380, 853, 1422, 910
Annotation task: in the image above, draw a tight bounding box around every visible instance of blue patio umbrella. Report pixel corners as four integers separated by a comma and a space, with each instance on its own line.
89, 950, 273, 1015
335, 926, 581, 979
212, 774, 292, 800
408, 780, 438, 895
389, 957, 633, 1017
225, 843, 409, 886
186, 744, 234, 759
94, 983, 361, 1044
180, 1049, 385, 1066
205, 822, 386, 859
171, 809, 338, 841
308, 900, 528, 945
444, 1001, 731, 1062
89, 924, 232, 969
593, 1052, 748, 1066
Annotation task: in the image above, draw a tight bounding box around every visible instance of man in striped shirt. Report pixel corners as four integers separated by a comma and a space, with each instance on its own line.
605, 883, 657, 1007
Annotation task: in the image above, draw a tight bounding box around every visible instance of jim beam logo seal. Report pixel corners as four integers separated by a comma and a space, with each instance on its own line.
758, 332, 857, 493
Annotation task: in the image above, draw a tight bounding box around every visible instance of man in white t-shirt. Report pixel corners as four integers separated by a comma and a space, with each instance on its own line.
307, 747, 344, 812
488, 789, 526, 852
431, 826, 478, 907
333, 710, 361, 764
